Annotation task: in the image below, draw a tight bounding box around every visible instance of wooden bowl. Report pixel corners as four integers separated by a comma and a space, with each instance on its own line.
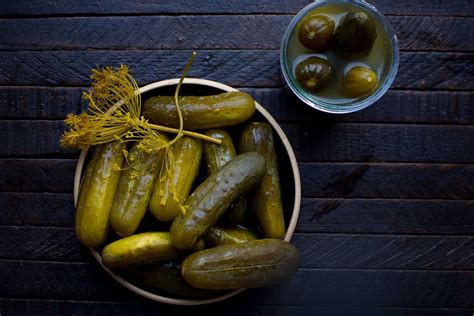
73, 78, 301, 305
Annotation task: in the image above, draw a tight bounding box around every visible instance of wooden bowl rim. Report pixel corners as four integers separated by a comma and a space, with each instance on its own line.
73, 78, 302, 305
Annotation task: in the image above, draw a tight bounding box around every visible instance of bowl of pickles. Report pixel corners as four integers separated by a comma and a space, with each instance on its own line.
72, 77, 301, 305
280, 0, 399, 113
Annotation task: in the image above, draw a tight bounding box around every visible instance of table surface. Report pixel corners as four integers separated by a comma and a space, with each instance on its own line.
1, 0, 473, 315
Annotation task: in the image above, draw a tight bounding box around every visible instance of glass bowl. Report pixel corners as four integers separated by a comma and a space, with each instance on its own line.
280, 0, 399, 114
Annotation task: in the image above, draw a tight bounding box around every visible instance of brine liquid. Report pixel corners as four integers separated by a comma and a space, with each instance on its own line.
287, 3, 392, 104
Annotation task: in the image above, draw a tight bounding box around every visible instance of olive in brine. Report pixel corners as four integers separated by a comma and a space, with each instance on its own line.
295, 57, 332, 92
298, 15, 335, 51
334, 11, 377, 59
342, 66, 378, 98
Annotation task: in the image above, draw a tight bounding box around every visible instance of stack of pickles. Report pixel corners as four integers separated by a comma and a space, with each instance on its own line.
75, 91, 299, 298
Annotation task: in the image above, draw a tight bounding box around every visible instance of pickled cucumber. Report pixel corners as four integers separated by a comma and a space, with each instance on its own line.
204, 226, 257, 247
110, 141, 166, 237
143, 92, 255, 130
203, 129, 247, 226
102, 232, 182, 268
239, 123, 285, 239
75, 141, 125, 248
170, 152, 266, 250
149, 137, 202, 222
182, 239, 299, 289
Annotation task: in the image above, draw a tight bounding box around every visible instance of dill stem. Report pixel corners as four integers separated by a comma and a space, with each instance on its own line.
148, 123, 221, 144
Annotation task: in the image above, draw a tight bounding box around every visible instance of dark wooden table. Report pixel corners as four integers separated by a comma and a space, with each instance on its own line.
1, 1, 474, 315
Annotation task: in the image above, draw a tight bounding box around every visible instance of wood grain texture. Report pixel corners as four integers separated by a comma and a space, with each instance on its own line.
0, 193, 74, 227
2, 120, 473, 164
298, 198, 474, 235
2, 160, 472, 200
1, 226, 473, 270
2, 299, 472, 316
301, 163, 474, 200
0, 16, 471, 51
0, 159, 75, 193
0, 51, 472, 90
1, 261, 473, 307
0, 0, 472, 16
2, 193, 474, 235
0, 86, 84, 119
2, 86, 473, 124
245, 88, 474, 125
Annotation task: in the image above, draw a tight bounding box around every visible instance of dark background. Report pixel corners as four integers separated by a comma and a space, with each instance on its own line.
1, 0, 473, 315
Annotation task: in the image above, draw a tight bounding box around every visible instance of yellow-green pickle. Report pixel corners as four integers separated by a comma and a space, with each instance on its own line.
342, 65, 378, 97
239, 123, 286, 239
149, 136, 202, 222
110, 141, 166, 237
204, 226, 257, 247
75, 141, 126, 248
204, 129, 247, 226
182, 239, 300, 289
102, 232, 182, 268
170, 152, 266, 250
143, 92, 256, 130
102, 232, 204, 268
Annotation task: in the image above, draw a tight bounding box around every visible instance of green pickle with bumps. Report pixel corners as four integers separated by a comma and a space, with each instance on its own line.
182, 239, 300, 290
109, 140, 166, 237
170, 152, 266, 250
239, 122, 286, 239
203, 129, 248, 226
149, 136, 202, 222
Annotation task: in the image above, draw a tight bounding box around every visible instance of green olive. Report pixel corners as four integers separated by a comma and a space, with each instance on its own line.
333, 11, 377, 59
295, 56, 332, 92
298, 15, 335, 51
342, 66, 378, 98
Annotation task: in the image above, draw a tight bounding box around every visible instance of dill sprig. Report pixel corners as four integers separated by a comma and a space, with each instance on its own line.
60, 54, 220, 150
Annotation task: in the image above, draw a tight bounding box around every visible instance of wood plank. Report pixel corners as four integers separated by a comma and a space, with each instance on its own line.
1, 299, 473, 316
0, 193, 74, 227
0, 227, 89, 263
0, 0, 472, 16
0, 51, 472, 90
245, 88, 474, 125
1, 226, 473, 270
2, 120, 473, 164
301, 163, 474, 199
0, 86, 84, 119
281, 123, 474, 163
2, 160, 473, 200
0, 16, 471, 52
0, 159, 75, 193
298, 198, 474, 235
1, 260, 473, 307
2, 86, 473, 124
2, 193, 474, 235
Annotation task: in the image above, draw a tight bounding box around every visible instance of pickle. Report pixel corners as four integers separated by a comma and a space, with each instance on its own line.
141, 263, 221, 298
149, 137, 202, 222
204, 226, 257, 247
75, 141, 125, 248
239, 123, 285, 239
102, 232, 182, 268
170, 152, 266, 250
110, 141, 166, 237
203, 129, 247, 226
182, 239, 299, 289
142, 92, 255, 130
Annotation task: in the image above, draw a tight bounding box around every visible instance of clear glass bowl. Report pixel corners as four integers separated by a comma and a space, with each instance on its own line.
280, 0, 399, 114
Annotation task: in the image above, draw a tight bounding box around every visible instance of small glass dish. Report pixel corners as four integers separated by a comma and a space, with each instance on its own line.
280, 0, 399, 114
